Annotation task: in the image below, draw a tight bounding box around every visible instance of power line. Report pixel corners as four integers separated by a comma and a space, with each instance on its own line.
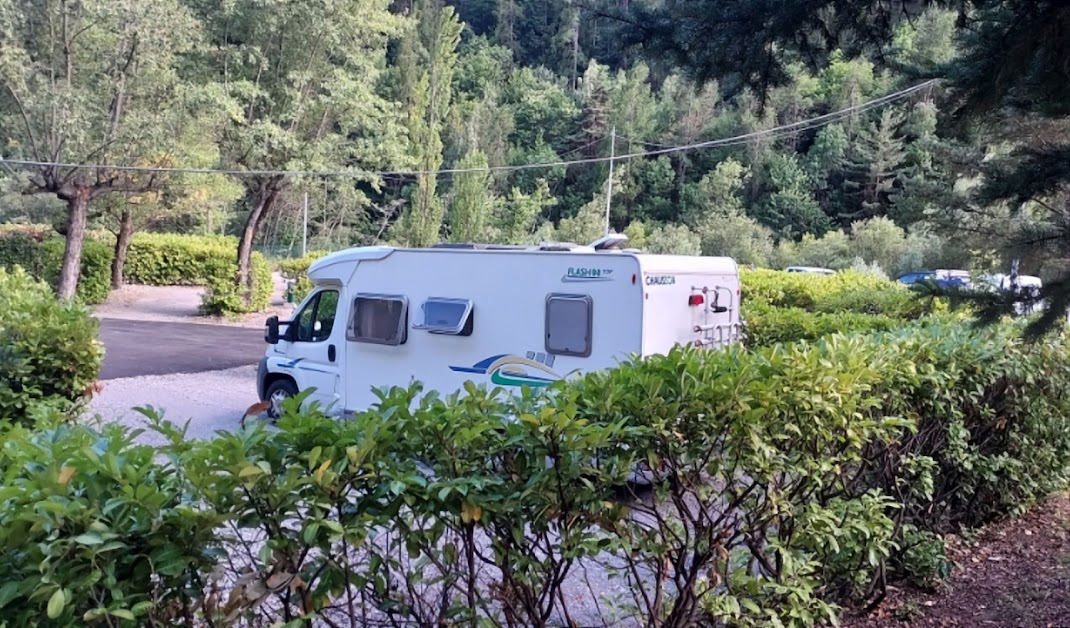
0, 80, 937, 180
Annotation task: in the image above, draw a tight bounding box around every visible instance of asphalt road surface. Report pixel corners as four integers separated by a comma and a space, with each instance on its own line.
98, 318, 266, 380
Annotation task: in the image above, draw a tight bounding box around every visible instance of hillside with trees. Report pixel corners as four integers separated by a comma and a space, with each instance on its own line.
1, 0, 1066, 319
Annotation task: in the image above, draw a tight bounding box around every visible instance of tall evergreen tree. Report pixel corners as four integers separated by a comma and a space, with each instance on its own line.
394, 0, 464, 247
841, 108, 909, 222
755, 153, 829, 239
447, 149, 493, 242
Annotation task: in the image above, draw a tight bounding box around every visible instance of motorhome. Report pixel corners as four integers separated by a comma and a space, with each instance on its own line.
257, 236, 742, 419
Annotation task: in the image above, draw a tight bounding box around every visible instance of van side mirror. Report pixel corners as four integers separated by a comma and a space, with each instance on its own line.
265, 316, 280, 344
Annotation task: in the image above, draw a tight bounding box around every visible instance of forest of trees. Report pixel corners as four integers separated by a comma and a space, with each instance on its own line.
0, 0, 1066, 310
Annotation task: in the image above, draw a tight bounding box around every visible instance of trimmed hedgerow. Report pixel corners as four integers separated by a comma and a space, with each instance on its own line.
0, 230, 274, 315
741, 267, 933, 318
123, 233, 239, 286
0, 232, 113, 305
0, 267, 103, 426
742, 300, 902, 347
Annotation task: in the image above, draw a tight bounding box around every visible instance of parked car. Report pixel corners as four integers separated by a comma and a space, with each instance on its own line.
896, 270, 971, 289
784, 266, 836, 275
895, 271, 934, 285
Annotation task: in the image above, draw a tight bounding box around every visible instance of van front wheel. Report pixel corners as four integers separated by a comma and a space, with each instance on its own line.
265, 379, 298, 421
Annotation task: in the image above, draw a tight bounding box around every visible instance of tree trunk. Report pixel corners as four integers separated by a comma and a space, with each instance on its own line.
111, 208, 134, 289
237, 182, 281, 305
56, 187, 91, 301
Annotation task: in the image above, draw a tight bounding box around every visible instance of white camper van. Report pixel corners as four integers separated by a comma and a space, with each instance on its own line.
257, 237, 742, 419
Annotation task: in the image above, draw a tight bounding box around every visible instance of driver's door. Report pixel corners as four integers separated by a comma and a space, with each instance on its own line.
276, 289, 343, 414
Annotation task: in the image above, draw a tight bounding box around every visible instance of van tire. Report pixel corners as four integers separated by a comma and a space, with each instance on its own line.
265, 378, 298, 421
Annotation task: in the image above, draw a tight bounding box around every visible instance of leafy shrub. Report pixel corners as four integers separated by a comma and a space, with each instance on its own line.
868, 324, 1070, 531
277, 250, 329, 303
0, 233, 113, 304
199, 251, 273, 316
890, 525, 953, 590
2, 322, 1068, 627
0, 419, 225, 624
0, 267, 103, 426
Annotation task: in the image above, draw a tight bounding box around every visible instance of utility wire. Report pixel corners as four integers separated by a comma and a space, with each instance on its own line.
0, 80, 937, 179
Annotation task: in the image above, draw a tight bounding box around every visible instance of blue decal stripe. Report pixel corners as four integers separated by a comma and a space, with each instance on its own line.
471, 354, 507, 369
449, 367, 487, 374
298, 366, 332, 374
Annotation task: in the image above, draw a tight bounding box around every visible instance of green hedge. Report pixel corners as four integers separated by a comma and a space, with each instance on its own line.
739, 268, 952, 347
199, 252, 274, 316
2, 322, 1067, 625
0, 230, 274, 315
0, 267, 103, 426
124, 233, 240, 286
741, 268, 934, 318
0, 233, 113, 305
124, 232, 274, 316
277, 250, 329, 303
742, 300, 902, 347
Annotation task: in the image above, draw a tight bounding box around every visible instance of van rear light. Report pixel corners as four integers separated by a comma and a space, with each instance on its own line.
688, 294, 704, 306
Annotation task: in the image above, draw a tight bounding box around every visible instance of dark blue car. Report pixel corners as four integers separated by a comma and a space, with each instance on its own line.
896, 271, 970, 289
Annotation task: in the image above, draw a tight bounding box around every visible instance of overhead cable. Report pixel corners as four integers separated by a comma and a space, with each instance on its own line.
0, 80, 938, 179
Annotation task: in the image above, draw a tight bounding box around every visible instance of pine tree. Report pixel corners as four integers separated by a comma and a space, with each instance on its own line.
755, 154, 829, 239
841, 108, 908, 222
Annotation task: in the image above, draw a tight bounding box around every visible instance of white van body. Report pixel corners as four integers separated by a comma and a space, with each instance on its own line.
257, 242, 742, 417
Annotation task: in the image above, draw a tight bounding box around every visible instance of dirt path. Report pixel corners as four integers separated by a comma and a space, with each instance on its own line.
842, 492, 1070, 628
92, 272, 295, 328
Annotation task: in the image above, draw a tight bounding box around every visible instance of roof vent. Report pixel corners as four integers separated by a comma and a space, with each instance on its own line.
590, 233, 629, 251
537, 241, 582, 251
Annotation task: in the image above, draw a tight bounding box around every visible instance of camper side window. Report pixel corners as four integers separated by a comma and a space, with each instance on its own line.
545, 294, 592, 357
347, 294, 408, 345
413, 297, 474, 336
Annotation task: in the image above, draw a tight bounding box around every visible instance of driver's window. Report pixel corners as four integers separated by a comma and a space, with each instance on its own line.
313, 290, 339, 341
295, 290, 340, 343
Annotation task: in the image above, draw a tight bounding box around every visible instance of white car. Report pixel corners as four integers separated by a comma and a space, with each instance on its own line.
784, 266, 836, 276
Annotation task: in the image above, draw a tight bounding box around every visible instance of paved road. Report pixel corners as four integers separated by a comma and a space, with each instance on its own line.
98, 318, 266, 380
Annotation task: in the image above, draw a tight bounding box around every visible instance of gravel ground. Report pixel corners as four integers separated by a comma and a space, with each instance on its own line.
87, 364, 264, 445
89, 273, 292, 439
